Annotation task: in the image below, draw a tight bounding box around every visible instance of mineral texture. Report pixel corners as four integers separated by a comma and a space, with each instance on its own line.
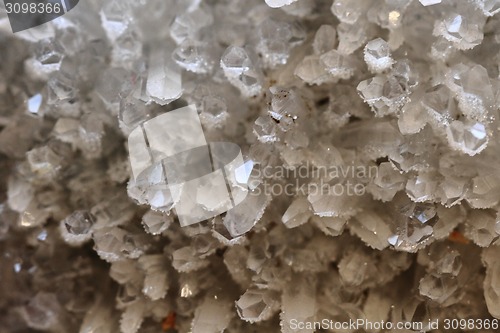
1, 0, 500, 332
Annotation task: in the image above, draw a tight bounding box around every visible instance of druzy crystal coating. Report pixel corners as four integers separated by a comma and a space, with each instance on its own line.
1, 0, 500, 332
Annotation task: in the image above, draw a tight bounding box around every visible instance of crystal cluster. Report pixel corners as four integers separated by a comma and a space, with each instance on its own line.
1, 0, 500, 332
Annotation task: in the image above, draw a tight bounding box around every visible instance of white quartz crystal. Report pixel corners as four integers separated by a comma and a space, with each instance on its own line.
433, 13, 485, 50
280, 275, 317, 333
221, 46, 262, 97
146, 46, 183, 105
419, 0, 442, 6
446, 119, 488, 156
2, 1, 500, 332
331, 0, 370, 24
282, 196, 312, 228
483, 246, 500, 318
191, 295, 232, 333
313, 25, 336, 55
364, 38, 394, 73
236, 289, 279, 323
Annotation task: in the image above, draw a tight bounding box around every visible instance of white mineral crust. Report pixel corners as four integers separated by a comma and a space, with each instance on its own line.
1, 0, 500, 332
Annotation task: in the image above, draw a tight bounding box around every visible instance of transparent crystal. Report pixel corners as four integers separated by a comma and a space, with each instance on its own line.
444, 181, 468, 209
338, 250, 374, 286
120, 299, 146, 333
308, 189, 360, 218
198, 94, 228, 128
474, 0, 500, 16
169, 5, 214, 44
26, 145, 64, 181
27, 94, 43, 115
280, 275, 317, 333
406, 173, 438, 202
223, 188, 270, 237
446, 119, 488, 156
172, 39, 216, 74
265, 0, 298, 8
221, 46, 262, 97
389, 202, 439, 252
364, 38, 394, 73
430, 38, 456, 61
139, 255, 169, 300
172, 246, 210, 273
78, 113, 106, 158
320, 49, 356, 79
93, 227, 137, 263
191, 295, 232, 333
282, 197, 311, 228
7, 176, 34, 213
187, 83, 230, 128
357, 75, 408, 116
256, 19, 305, 68
351, 210, 394, 250
236, 289, 279, 323
419, 0, 442, 5
31, 38, 63, 75
311, 216, 347, 236
331, 0, 370, 24
253, 117, 279, 144
398, 96, 428, 135
46, 72, 79, 108
294, 55, 332, 85
141, 210, 172, 235
100, 0, 132, 41
2, 2, 500, 332
368, 162, 405, 201
483, 246, 500, 318
19, 292, 62, 331
434, 13, 484, 50
419, 274, 458, 304
119, 96, 155, 133
79, 302, 116, 333
465, 210, 498, 247
434, 250, 462, 276
313, 25, 336, 55
337, 22, 370, 54
279, 0, 315, 17
95, 68, 132, 111
448, 64, 494, 120
267, 86, 304, 132
63, 210, 95, 235
367, 1, 409, 29
422, 84, 458, 127
146, 46, 183, 105
111, 26, 142, 68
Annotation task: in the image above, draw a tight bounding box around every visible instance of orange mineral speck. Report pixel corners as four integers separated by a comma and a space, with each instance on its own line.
448, 230, 470, 244
162, 312, 176, 332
